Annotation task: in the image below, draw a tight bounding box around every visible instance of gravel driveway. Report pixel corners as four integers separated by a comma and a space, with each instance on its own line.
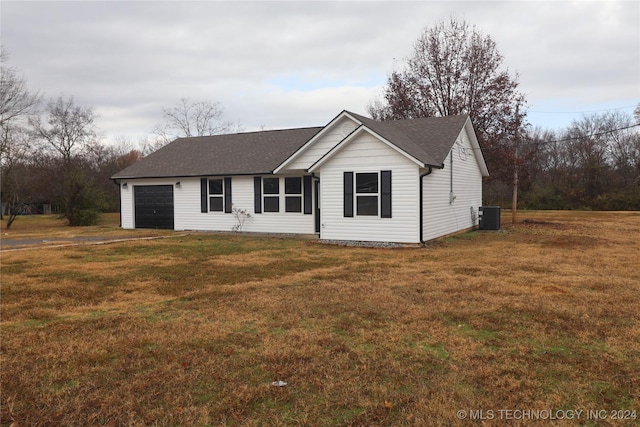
0, 234, 184, 251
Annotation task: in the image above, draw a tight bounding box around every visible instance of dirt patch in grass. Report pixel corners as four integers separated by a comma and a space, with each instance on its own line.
1, 211, 639, 426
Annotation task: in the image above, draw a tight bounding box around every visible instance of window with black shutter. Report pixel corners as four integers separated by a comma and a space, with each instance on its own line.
344, 171, 392, 218
200, 177, 232, 212
285, 177, 302, 213
263, 178, 280, 212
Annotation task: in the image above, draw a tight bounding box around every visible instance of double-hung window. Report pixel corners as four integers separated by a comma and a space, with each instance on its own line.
254, 176, 312, 215
208, 179, 224, 212
201, 177, 232, 213
344, 171, 392, 218
285, 177, 302, 213
263, 178, 280, 212
355, 173, 379, 216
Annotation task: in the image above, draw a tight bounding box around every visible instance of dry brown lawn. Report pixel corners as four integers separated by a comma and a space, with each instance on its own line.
1, 211, 638, 426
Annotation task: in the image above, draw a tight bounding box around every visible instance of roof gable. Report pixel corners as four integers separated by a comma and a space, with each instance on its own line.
278, 110, 472, 172
273, 110, 362, 173
308, 125, 425, 172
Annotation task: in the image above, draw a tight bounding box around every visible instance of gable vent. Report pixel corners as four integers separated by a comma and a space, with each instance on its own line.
341, 122, 356, 136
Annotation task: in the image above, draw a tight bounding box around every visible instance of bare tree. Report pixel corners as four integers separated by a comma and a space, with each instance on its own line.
30, 96, 97, 160
0, 47, 41, 225
138, 134, 173, 157
94, 141, 143, 211
1, 129, 33, 227
0, 48, 41, 139
29, 96, 105, 225
151, 98, 241, 151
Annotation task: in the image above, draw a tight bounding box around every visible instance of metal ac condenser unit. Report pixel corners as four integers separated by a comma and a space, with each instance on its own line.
479, 206, 501, 230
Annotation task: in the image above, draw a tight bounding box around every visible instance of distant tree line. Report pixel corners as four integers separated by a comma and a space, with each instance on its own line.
1, 47, 237, 228
499, 110, 640, 211
1, 48, 142, 227
1, 94, 141, 227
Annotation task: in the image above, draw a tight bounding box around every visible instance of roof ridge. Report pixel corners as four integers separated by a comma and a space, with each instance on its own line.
176, 125, 324, 140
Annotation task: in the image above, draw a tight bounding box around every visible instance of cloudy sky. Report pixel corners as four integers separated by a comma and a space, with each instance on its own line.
2, 1, 638, 145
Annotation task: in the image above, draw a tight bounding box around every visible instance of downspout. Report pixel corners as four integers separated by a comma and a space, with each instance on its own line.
449, 149, 456, 204
419, 167, 433, 244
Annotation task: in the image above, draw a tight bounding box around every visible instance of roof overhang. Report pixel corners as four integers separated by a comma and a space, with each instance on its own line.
110, 171, 273, 181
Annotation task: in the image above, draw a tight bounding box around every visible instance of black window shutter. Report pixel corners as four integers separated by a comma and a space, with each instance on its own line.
224, 177, 232, 213
200, 178, 208, 213
303, 176, 312, 215
344, 172, 353, 217
253, 176, 262, 214
381, 170, 392, 218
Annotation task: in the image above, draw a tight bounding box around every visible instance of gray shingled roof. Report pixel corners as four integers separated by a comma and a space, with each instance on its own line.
111, 127, 323, 179
112, 113, 471, 180
347, 111, 469, 167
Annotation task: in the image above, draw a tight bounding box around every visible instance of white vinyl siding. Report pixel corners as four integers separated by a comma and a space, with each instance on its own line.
120, 176, 315, 234
179, 176, 314, 234
286, 116, 359, 171
318, 132, 420, 243
422, 127, 483, 241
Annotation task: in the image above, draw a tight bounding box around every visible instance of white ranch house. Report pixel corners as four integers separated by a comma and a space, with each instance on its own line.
112, 110, 489, 244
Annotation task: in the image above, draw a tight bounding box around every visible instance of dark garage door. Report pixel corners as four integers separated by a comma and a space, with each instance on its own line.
134, 185, 174, 229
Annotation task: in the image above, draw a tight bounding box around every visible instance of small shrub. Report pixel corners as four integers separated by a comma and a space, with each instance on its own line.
67, 208, 101, 226
231, 207, 251, 232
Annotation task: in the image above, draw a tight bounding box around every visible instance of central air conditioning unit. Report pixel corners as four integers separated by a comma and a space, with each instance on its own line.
479, 206, 501, 231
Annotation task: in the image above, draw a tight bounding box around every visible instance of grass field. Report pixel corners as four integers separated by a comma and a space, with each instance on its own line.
1, 211, 638, 426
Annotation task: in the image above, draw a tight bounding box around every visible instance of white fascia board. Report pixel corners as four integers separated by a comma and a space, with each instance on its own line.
308, 126, 425, 173
273, 110, 364, 174
464, 117, 489, 177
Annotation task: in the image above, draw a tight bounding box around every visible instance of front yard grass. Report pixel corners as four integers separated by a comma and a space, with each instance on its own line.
1, 211, 639, 426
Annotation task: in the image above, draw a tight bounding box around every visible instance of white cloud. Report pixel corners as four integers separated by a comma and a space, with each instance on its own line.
2, 1, 638, 141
